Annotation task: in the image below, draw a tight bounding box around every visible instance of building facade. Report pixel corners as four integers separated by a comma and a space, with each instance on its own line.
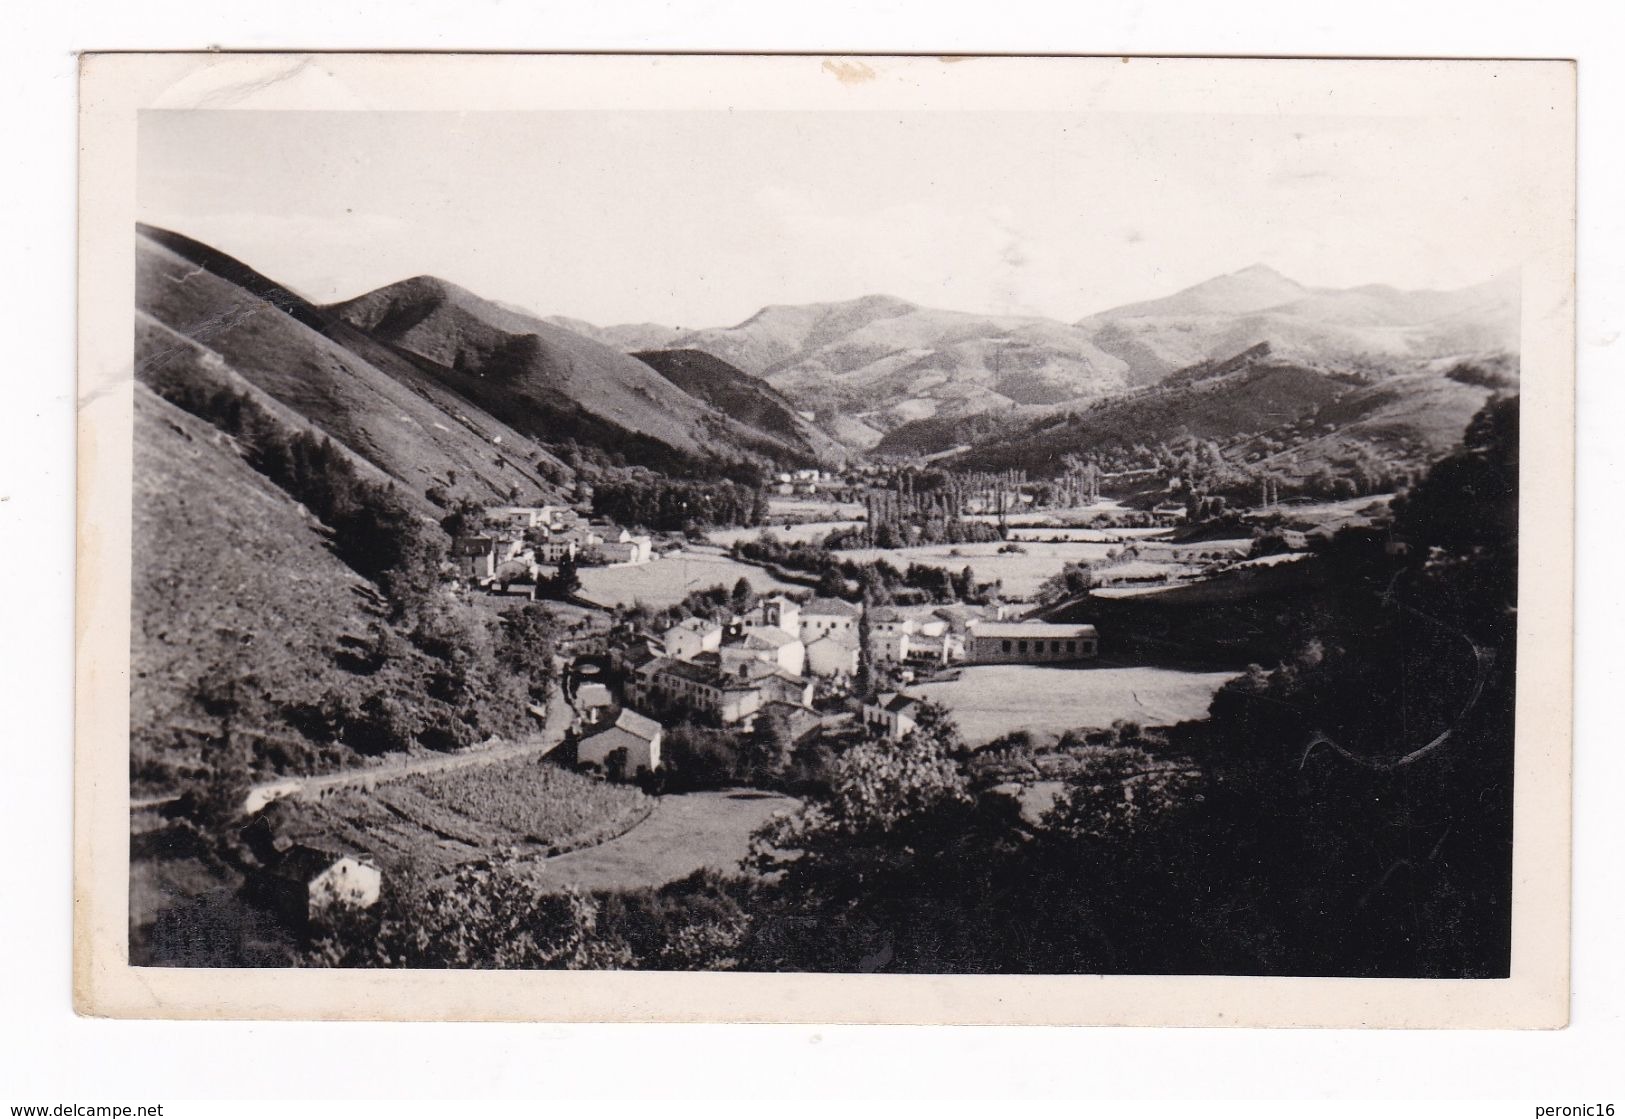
798, 597, 861, 643
862, 692, 923, 740
577, 708, 663, 773
662, 617, 724, 661
965, 622, 1099, 664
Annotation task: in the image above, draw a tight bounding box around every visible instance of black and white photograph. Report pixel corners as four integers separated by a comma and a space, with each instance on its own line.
73, 53, 1575, 1023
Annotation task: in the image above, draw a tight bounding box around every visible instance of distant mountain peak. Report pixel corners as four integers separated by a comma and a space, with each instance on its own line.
1089, 264, 1310, 322
1231, 262, 1294, 281
845, 293, 918, 313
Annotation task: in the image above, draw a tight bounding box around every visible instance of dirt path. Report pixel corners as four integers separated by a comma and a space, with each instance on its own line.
525, 789, 800, 894
271, 686, 575, 804
134, 685, 577, 816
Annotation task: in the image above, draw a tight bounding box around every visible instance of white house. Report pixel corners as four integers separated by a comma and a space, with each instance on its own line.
536, 534, 579, 564
577, 708, 663, 774
720, 626, 806, 678
804, 633, 860, 678
872, 630, 911, 664
538, 525, 603, 565
630, 654, 811, 726
596, 529, 653, 566
868, 607, 917, 638
575, 682, 614, 726
260, 846, 382, 925
485, 505, 560, 531
863, 692, 924, 740
798, 597, 861, 643
451, 535, 499, 581
452, 535, 531, 583
661, 617, 724, 661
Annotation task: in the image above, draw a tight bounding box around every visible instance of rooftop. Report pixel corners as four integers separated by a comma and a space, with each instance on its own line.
659, 657, 725, 685
576, 683, 613, 707
666, 616, 722, 635
611, 708, 662, 741
971, 621, 1099, 639
735, 626, 798, 648
800, 597, 861, 618
266, 845, 366, 885
805, 630, 860, 649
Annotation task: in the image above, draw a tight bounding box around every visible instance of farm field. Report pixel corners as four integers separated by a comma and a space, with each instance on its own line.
528, 789, 800, 894
765, 496, 865, 520
913, 663, 1241, 746
837, 540, 1122, 599
274, 757, 652, 881
1088, 583, 1187, 599
707, 520, 861, 548
1267, 493, 1394, 528
574, 548, 805, 609
1004, 526, 1152, 543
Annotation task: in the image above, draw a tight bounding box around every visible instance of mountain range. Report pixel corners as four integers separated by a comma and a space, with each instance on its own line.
553, 263, 1517, 448
135, 224, 1518, 492
135, 225, 843, 516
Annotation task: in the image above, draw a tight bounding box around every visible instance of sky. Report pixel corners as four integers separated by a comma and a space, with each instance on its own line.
138, 109, 1525, 328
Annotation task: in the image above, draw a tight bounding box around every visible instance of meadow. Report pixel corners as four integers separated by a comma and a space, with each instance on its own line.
574, 548, 805, 609
835, 540, 1123, 599
912, 663, 1241, 746
528, 789, 800, 894
706, 520, 862, 548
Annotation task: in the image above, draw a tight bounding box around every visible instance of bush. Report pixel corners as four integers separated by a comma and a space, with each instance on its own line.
346, 694, 420, 755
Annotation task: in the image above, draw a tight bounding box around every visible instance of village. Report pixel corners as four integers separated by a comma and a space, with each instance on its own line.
169, 459, 1374, 943
112, 76, 1535, 995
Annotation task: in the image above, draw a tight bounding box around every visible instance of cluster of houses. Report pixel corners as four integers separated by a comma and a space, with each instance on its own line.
857, 620, 1100, 740
235, 601, 1104, 930
625, 595, 832, 730
451, 504, 653, 586
575, 592, 1106, 759
771, 468, 834, 496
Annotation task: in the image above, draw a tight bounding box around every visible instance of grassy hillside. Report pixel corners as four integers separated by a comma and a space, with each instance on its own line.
136, 312, 408, 499
940, 345, 1502, 495
946, 354, 1353, 474
131, 367, 542, 800
137, 226, 570, 509
631, 347, 846, 467
130, 385, 396, 793
329, 276, 792, 476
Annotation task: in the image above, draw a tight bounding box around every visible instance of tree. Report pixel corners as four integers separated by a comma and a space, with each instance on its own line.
306, 864, 634, 969
742, 707, 794, 782
1037, 561, 1094, 604
539, 554, 581, 601
854, 604, 876, 697
174, 668, 261, 828
730, 577, 758, 617
742, 708, 983, 971
498, 603, 558, 701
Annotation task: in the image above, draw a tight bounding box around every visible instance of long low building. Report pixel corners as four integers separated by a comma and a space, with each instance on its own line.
965, 621, 1099, 664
